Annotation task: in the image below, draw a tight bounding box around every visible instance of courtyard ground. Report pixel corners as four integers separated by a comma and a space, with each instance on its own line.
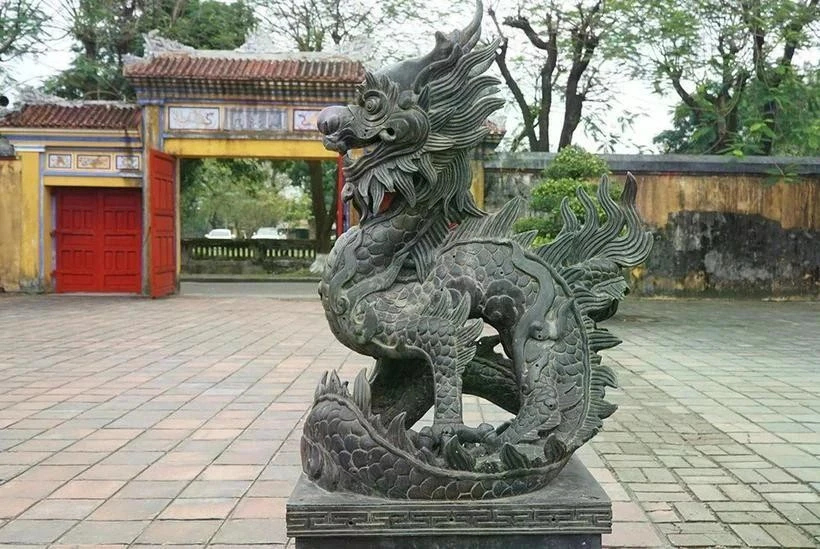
0, 288, 817, 548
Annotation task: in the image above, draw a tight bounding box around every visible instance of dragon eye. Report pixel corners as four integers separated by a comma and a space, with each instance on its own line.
365, 96, 380, 113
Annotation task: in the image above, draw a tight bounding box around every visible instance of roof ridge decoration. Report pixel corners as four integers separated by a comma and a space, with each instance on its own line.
144, 29, 195, 57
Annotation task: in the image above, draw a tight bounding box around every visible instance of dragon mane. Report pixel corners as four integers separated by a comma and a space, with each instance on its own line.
342, 2, 504, 226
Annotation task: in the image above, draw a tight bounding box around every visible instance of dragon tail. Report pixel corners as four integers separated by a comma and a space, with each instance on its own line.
537, 173, 653, 323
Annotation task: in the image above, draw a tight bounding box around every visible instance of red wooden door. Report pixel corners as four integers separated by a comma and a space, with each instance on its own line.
55, 188, 142, 293
148, 149, 177, 297
100, 190, 142, 292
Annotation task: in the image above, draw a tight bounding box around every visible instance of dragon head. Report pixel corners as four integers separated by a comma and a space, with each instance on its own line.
317, 74, 429, 156
317, 1, 500, 222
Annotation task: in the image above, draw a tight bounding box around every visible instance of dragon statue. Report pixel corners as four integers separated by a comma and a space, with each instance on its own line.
303, 1, 653, 500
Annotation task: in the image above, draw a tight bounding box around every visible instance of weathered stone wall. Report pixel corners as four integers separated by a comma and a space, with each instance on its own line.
483, 154, 819, 297
0, 159, 23, 292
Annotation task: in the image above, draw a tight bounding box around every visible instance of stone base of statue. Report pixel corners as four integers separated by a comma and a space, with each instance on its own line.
286, 455, 611, 549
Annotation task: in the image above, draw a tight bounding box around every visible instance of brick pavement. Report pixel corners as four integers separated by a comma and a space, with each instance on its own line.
0, 293, 817, 548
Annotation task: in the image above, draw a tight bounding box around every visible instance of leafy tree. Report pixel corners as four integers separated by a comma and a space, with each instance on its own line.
180, 158, 310, 238
45, 0, 256, 99
514, 145, 616, 244
487, 0, 627, 152
271, 160, 338, 253
614, 0, 819, 155
0, 0, 46, 64
251, 0, 424, 64
249, 0, 434, 254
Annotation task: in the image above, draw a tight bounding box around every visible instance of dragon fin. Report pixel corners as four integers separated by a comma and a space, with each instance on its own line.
445, 197, 525, 244
537, 174, 653, 269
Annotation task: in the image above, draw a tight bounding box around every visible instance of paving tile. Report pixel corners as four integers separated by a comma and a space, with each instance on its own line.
57, 519, 149, 544
0, 498, 38, 518
77, 464, 146, 480
673, 501, 715, 521
3, 479, 68, 501
1, 291, 818, 549
49, 479, 126, 499
87, 498, 169, 521
136, 464, 206, 481
180, 480, 252, 498
199, 464, 264, 481
158, 498, 237, 519
114, 480, 188, 499
211, 518, 287, 544
730, 523, 780, 547
0, 519, 76, 543
762, 523, 817, 548
601, 521, 664, 548
245, 480, 295, 498
771, 502, 820, 524
136, 519, 221, 544
232, 497, 286, 519
18, 498, 101, 520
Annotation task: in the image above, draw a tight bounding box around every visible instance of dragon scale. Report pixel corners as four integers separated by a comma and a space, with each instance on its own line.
304, 1, 653, 500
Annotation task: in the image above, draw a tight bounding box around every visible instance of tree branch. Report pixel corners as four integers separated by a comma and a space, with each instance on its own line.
502, 13, 552, 50
489, 6, 539, 150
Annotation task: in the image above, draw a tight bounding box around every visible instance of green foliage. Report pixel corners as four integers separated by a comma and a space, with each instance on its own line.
0, 0, 46, 66
180, 158, 310, 238
612, 0, 819, 156
45, 0, 256, 100
514, 146, 617, 242
656, 68, 820, 156
541, 146, 610, 181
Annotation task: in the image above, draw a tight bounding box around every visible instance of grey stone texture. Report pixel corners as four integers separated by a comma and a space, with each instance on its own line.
288, 455, 610, 547
0, 292, 816, 548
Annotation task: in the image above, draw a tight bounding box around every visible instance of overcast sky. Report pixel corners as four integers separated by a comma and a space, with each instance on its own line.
2, 0, 678, 154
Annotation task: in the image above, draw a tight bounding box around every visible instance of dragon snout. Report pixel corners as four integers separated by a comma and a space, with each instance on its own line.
317, 106, 351, 135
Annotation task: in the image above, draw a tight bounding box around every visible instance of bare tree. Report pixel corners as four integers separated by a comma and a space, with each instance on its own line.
488, 0, 612, 152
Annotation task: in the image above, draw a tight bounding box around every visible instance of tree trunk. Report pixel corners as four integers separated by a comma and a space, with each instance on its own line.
309, 160, 334, 254
559, 91, 583, 150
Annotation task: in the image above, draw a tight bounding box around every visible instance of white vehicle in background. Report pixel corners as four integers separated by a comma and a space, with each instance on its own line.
251, 226, 287, 239
204, 228, 234, 239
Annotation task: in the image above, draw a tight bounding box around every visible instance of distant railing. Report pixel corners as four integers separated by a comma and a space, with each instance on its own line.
181, 238, 317, 261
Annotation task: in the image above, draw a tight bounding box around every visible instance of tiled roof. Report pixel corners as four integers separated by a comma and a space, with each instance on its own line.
483, 119, 506, 137
124, 54, 365, 83
0, 103, 141, 130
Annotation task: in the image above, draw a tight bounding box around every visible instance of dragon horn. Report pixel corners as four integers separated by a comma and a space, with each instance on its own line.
377, 1, 484, 92
448, 0, 483, 52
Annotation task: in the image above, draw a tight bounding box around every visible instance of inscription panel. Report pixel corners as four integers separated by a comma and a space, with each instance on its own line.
168, 106, 220, 130
225, 107, 287, 131
48, 153, 72, 169
77, 154, 111, 170
293, 109, 322, 131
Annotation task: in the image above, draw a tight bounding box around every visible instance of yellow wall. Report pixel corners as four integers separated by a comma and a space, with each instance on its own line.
631, 173, 819, 230
18, 151, 41, 290
43, 186, 53, 290
163, 138, 338, 160
44, 176, 141, 188
0, 159, 23, 291
470, 160, 485, 209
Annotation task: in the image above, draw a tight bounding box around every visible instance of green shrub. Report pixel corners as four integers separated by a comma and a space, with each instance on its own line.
542, 145, 609, 181
514, 146, 619, 243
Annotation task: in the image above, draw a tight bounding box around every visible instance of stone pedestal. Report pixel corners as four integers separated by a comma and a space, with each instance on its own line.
286, 455, 611, 549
